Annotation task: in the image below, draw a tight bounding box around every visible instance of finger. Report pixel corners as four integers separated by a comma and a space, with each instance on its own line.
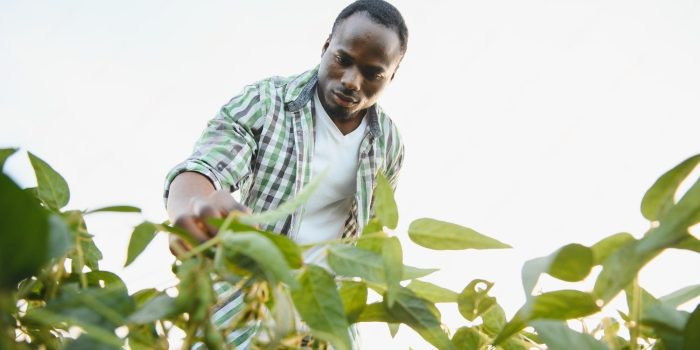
210, 190, 251, 214
192, 198, 223, 238
174, 214, 210, 243
169, 234, 190, 257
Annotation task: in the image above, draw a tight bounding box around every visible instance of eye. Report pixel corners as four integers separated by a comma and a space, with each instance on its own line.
335, 55, 350, 66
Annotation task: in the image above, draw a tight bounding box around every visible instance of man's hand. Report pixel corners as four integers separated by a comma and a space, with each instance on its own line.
167, 172, 250, 253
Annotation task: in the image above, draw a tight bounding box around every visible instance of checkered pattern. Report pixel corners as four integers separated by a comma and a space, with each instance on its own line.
164, 66, 404, 239
164, 67, 404, 348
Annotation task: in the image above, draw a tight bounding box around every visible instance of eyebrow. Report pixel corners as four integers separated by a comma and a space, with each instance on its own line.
337, 49, 388, 74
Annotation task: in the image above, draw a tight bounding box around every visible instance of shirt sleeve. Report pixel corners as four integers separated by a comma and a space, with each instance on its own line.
164, 83, 266, 202
385, 123, 405, 191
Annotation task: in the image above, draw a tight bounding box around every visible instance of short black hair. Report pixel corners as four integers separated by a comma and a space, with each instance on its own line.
331, 0, 408, 56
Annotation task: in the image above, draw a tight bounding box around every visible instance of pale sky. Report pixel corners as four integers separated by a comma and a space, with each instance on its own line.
2, 1, 699, 348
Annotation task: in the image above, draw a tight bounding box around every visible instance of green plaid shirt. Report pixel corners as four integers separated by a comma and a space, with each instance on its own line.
165, 66, 404, 239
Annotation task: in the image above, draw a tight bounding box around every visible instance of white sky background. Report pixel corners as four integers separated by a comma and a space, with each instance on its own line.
2, 0, 700, 348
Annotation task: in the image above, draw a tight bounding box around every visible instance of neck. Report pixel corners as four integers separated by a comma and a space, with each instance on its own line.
331, 111, 366, 135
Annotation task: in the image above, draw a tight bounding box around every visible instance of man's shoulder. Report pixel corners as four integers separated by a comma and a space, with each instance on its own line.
247, 68, 318, 104
373, 104, 403, 141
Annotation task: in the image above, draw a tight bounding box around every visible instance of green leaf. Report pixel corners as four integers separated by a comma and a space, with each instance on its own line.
28, 151, 70, 210
290, 265, 352, 350
128, 294, 180, 324
383, 237, 403, 307
256, 230, 303, 269
641, 154, 700, 222
387, 287, 456, 350
0, 147, 18, 170
0, 173, 50, 289
328, 245, 437, 284
522, 244, 594, 298
672, 234, 700, 253
595, 175, 700, 302
457, 279, 496, 321
683, 304, 700, 350
222, 231, 296, 287
407, 279, 458, 303
494, 290, 600, 345
356, 302, 398, 323
388, 323, 400, 338
408, 218, 511, 250
659, 284, 700, 308
48, 214, 73, 260
481, 304, 507, 335
339, 281, 368, 323
643, 303, 690, 332
85, 205, 142, 214
356, 230, 388, 253
530, 320, 610, 350
240, 170, 325, 226
590, 232, 636, 265
374, 173, 398, 229
155, 222, 199, 249
362, 219, 384, 235
125, 222, 158, 267
451, 327, 488, 350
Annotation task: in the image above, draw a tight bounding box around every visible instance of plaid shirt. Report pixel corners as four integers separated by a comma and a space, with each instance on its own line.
165, 66, 404, 239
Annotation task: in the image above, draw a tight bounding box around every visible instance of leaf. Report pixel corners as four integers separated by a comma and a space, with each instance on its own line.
451, 327, 487, 350
48, 214, 73, 260
222, 231, 296, 287
643, 303, 690, 332
659, 284, 700, 308
128, 294, 180, 324
339, 281, 367, 323
641, 154, 700, 222
28, 151, 70, 210
271, 285, 297, 340
239, 170, 325, 226
530, 320, 610, 350
155, 222, 199, 249
290, 265, 352, 350
522, 244, 594, 298
494, 290, 600, 345
683, 304, 700, 350
85, 205, 142, 214
356, 302, 397, 323
383, 237, 403, 307
408, 218, 511, 250
362, 219, 384, 235
407, 280, 458, 303
457, 279, 496, 321
590, 232, 636, 265
0, 147, 18, 170
388, 323, 400, 338
481, 304, 507, 335
594, 173, 700, 303
672, 234, 700, 253
26, 308, 124, 348
386, 287, 456, 350
0, 173, 50, 289
356, 230, 388, 253
328, 245, 437, 284
256, 230, 303, 269
125, 222, 158, 267
374, 173, 398, 229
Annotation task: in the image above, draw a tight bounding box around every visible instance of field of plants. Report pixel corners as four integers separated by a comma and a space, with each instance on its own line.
1, 148, 699, 349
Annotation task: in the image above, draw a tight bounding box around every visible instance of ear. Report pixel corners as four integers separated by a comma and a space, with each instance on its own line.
321, 35, 331, 56
390, 64, 400, 81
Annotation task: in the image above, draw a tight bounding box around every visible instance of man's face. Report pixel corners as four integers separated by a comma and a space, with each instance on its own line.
317, 12, 403, 122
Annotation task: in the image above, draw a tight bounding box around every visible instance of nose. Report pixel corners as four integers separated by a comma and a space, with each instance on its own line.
340, 67, 361, 92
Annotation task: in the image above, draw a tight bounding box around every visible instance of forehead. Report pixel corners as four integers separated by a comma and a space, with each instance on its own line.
330, 12, 402, 68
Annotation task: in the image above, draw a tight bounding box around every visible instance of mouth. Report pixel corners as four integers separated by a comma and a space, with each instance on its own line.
332, 91, 358, 108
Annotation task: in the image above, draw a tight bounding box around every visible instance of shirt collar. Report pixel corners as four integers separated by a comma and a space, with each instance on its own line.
285, 66, 382, 137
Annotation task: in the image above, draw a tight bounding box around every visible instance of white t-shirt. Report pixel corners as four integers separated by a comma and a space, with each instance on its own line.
296, 91, 367, 263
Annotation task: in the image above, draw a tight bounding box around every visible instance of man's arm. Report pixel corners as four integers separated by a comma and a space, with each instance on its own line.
164, 82, 267, 247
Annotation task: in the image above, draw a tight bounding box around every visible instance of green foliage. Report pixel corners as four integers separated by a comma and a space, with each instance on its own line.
408, 218, 511, 250
2, 148, 699, 350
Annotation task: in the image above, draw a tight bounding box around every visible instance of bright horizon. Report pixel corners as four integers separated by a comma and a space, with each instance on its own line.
2, 1, 699, 348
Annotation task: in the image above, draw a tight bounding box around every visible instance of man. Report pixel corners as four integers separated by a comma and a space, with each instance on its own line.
164, 0, 407, 347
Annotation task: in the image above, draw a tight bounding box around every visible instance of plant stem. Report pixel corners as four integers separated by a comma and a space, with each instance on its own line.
180, 235, 223, 260
630, 276, 642, 349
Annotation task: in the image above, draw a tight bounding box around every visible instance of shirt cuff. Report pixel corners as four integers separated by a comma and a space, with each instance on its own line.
163, 159, 225, 206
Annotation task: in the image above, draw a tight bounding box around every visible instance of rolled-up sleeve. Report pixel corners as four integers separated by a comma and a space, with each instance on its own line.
164, 83, 266, 202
